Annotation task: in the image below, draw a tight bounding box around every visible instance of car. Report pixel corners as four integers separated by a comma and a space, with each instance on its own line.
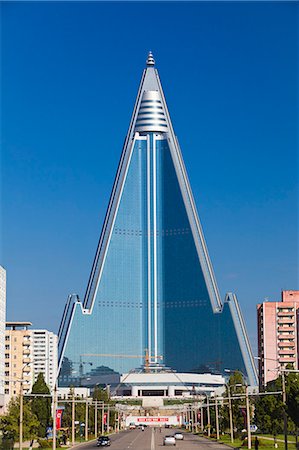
96, 436, 111, 447
129, 423, 136, 429
174, 432, 184, 440
163, 435, 176, 446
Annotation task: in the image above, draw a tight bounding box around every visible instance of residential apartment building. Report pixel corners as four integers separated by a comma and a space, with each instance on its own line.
4, 322, 58, 407
4, 322, 33, 405
32, 329, 57, 390
0, 266, 6, 412
257, 290, 299, 387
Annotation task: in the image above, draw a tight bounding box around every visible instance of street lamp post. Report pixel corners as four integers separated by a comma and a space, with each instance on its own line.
19, 362, 31, 450
225, 369, 251, 449
207, 395, 211, 437
19, 379, 24, 450
95, 400, 98, 438
254, 356, 293, 450
52, 384, 57, 450
72, 391, 75, 446
215, 396, 220, 440
281, 371, 288, 450
245, 385, 252, 450
85, 398, 89, 441
101, 403, 105, 435
107, 404, 110, 434
227, 384, 234, 443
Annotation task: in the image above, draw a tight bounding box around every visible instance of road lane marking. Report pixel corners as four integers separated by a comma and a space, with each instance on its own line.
127, 430, 144, 448
151, 428, 155, 450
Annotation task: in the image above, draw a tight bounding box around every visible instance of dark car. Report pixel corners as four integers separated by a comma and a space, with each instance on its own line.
97, 436, 111, 447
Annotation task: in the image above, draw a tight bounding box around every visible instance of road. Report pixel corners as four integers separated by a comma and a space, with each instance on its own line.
76, 428, 231, 450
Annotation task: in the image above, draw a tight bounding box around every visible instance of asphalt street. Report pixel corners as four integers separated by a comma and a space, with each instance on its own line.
76, 428, 231, 450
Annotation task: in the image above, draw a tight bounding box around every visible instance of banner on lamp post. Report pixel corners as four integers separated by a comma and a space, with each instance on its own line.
56, 406, 65, 430
239, 407, 247, 428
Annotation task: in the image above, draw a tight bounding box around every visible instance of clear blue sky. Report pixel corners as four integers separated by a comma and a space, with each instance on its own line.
1, 1, 298, 353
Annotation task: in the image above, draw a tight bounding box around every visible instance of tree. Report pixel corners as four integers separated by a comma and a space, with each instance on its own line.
93, 386, 109, 402
286, 371, 299, 429
0, 397, 39, 441
254, 373, 297, 435
31, 373, 52, 437
220, 371, 249, 434
254, 380, 284, 435
61, 387, 86, 433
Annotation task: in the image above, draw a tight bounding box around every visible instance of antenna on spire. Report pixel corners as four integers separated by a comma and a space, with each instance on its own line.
146, 51, 155, 67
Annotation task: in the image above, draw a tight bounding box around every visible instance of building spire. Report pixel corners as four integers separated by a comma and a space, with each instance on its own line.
146, 51, 155, 67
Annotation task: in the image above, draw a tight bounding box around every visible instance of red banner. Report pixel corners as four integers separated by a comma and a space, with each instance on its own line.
103, 413, 107, 425
240, 407, 247, 427
56, 408, 64, 430
137, 417, 169, 422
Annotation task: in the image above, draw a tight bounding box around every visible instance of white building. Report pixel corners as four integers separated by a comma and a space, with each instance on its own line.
0, 266, 6, 411
32, 329, 58, 390
117, 371, 225, 399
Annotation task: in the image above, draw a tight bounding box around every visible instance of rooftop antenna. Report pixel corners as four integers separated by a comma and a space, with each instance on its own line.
146, 51, 155, 67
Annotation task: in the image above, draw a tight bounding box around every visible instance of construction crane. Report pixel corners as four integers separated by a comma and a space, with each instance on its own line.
80, 349, 163, 372
72, 356, 93, 378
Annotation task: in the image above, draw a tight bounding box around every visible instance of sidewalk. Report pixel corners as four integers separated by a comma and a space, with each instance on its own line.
256, 436, 296, 445
13, 438, 97, 449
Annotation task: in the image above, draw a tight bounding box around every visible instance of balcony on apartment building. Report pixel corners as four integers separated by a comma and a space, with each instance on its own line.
23, 357, 32, 364
277, 317, 295, 324
277, 326, 295, 332
278, 349, 296, 355
278, 356, 296, 363
278, 341, 295, 348
277, 311, 295, 317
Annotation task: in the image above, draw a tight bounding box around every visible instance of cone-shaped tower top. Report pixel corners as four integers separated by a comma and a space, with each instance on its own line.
146, 51, 155, 67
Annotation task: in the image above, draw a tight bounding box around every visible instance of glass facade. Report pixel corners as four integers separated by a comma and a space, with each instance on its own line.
58, 57, 258, 387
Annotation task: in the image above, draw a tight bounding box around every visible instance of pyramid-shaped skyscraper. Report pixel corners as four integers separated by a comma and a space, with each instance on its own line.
58, 53, 258, 387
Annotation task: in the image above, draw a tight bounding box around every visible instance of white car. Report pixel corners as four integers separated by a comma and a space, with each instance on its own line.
174, 432, 184, 440
163, 435, 176, 446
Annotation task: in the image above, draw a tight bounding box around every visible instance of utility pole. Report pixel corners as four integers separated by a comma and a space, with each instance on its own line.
200, 406, 204, 432
215, 396, 219, 440
19, 380, 23, 450
225, 369, 250, 448
107, 404, 110, 434
85, 398, 89, 441
245, 385, 251, 449
94, 400, 98, 437
72, 391, 75, 446
207, 396, 211, 437
195, 406, 198, 433
282, 371, 288, 450
253, 357, 294, 450
52, 384, 57, 450
227, 384, 234, 443
101, 403, 105, 435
